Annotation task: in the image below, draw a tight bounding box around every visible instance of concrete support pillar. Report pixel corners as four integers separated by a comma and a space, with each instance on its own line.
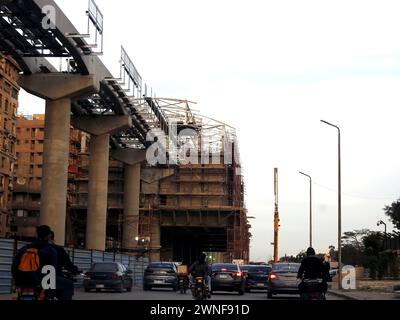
150, 221, 161, 262
20, 73, 98, 246
122, 163, 141, 249
72, 116, 132, 251
86, 134, 110, 251
40, 98, 71, 245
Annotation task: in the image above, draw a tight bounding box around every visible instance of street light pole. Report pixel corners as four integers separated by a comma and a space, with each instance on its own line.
377, 220, 387, 234
299, 171, 312, 248
321, 120, 342, 290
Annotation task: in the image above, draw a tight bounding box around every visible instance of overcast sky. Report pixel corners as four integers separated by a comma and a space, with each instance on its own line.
20, 0, 400, 261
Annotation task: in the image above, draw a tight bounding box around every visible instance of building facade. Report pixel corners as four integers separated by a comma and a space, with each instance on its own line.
11, 114, 85, 240
0, 54, 19, 237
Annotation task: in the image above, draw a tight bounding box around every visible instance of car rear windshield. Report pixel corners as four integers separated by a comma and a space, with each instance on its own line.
148, 263, 174, 269
91, 263, 118, 272
212, 264, 238, 272
272, 264, 300, 272
248, 266, 272, 273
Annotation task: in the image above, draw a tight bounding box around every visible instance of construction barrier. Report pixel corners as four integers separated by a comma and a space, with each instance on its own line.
0, 238, 149, 294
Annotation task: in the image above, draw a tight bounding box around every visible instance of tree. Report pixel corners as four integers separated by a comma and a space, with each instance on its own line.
362, 231, 384, 279
383, 198, 400, 230
342, 229, 369, 250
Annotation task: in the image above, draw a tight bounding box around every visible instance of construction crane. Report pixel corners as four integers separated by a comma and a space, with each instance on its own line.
273, 168, 280, 263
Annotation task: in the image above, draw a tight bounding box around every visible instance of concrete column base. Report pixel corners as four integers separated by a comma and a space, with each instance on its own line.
122, 163, 141, 249
149, 220, 161, 262
40, 98, 71, 245
86, 134, 110, 251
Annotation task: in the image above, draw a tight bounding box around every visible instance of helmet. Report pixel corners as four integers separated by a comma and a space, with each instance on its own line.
306, 247, 316, 256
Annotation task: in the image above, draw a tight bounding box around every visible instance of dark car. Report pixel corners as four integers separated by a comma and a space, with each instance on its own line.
211, 263, 245, 295
245, 265, 272, 292
143, 262, 178, 291
83, 262, 133, 293
267, 263, 301, 298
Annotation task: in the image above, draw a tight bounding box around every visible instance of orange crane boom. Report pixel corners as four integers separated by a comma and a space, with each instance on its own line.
273, 168, 280, 263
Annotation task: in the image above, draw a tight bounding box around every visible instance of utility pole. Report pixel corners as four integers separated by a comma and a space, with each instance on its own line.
273, 168, 280, 263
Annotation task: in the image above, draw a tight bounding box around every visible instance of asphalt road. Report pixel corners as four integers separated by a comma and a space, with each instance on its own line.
73, 287, 344, 300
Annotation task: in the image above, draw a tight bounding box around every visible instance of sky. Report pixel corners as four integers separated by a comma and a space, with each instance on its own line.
19, 0, 400, 261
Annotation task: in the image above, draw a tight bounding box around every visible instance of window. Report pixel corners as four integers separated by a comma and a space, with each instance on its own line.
11, 88, 18, 99
0, 175, 4, 188
29, 165, 33, 175
4, 99, 8, 113
1, 157, 4, 168
17, 210, 25, 218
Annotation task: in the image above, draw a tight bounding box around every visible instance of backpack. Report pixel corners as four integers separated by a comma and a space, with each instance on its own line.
18, 247, 41, 272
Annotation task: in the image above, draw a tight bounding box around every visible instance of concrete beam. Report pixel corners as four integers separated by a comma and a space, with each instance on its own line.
86, 134, 110, 251
19, 73, 97, 100
111, 149, 146, 166
71, 115, 132, 136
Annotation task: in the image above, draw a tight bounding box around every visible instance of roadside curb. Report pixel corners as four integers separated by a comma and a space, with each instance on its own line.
328, 290, 359, 300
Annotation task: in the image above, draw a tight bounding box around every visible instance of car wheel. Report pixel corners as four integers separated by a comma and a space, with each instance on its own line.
127, 286, 132, 292
143, 285, 150, 291
84, 288, 90, 293
245, 288, 251, 293
267, 292, 273, 299
238, 288, 245, 295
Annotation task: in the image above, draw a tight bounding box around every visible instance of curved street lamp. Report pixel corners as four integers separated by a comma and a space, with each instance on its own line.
299, 171, 312, 248
321, 120, 342, 290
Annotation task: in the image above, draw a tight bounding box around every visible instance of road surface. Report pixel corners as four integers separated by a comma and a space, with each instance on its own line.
73, 287, 344, 300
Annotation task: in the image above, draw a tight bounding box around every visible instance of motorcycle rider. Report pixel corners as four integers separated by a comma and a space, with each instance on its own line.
12, 225, 58, 294
49, 231, 80, 300
297, 247, 329, 297
189, 253, 211, 298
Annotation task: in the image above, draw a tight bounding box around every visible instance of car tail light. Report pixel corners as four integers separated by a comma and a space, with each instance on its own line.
232, 272, 242, 279
269, 273, 278, 281
111, 274, 122, 280
84, 273, 91, 280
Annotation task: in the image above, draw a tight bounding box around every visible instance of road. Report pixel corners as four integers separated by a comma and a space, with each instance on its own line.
73, 287, 344, 300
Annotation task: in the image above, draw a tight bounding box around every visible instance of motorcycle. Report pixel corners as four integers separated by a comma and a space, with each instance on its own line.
300, 278, 326, 300
15, 270, 80, 301
192, 276, 208, 300
16, 286, 57, 301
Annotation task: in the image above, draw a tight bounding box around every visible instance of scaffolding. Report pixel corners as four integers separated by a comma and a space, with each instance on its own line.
136, 98, 250, 263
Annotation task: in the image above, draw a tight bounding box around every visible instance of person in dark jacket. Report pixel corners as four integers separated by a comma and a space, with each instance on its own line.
297, 247, 327, 294
189, 253, 211, 297
12, 225, 57, 288
49, 231, 80, 300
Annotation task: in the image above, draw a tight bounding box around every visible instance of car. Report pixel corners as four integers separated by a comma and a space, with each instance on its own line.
329, 269, 338, 278
143, 262, 178, 291
245, 265, 272, 292
210, 263, 246, 295
267, 263, 301, 299
239, 265, 252, 279
83, 262, 133, 293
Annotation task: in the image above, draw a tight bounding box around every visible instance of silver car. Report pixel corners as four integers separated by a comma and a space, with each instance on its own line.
267, 263, 301, 299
